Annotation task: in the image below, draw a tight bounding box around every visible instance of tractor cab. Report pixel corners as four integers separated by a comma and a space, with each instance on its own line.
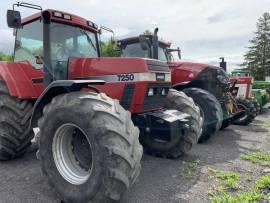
118, 29, 181, 62
8, 4, 99, 86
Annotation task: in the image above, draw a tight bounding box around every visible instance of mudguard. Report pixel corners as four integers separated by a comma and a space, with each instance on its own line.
30, 80, 105, 128
172, 81, 191, 90
0, 61, 43, 98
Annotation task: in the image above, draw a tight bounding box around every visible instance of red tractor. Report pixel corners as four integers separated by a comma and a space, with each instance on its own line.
118, 28, 247, 141
0, 3, 202, 202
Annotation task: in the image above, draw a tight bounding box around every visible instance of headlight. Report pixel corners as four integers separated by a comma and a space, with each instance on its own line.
161, 88, 168, 96
161, 88, 166, 96
148, 88, 154, 96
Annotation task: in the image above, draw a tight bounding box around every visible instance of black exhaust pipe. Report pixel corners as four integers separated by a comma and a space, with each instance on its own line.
220, 57, 227, 72
152, 28, 159, 60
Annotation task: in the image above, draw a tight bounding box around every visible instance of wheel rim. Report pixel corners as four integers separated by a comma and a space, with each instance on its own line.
236, 104, 248, 121
52, 123, 93, 185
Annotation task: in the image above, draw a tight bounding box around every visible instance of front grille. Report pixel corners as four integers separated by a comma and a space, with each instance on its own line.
120, 84, 135, 110
142, 83, 170, 111
146, 59, 170, 72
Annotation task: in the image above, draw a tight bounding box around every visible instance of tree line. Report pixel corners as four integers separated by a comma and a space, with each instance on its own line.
242, 12, 270, 80
0, 52, 12, 61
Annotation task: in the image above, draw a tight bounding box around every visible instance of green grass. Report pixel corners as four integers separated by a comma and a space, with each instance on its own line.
256, 174, 270, 190
210, 174, 270, 203
240, 151, 270, 167
261, 120, 270, 128
208, 167, 240, 190
182, 159, 200, 179
209, 150, 270, 202
211, 190, 265, 203
216, 171, 241, 190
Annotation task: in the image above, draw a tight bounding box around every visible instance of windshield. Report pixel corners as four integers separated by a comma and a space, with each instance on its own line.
50, 22, 98, 61
120, 42, 168, 61
121, 42, 150, 58
50, 22, 98, 80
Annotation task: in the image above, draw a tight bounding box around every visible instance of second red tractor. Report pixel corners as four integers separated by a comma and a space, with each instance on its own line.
118, 28, 248, 141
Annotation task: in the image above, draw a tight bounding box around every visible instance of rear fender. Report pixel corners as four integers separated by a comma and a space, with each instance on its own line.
172, 81, 191, 90
30, 80, 105, 128
0, 61, 43, 98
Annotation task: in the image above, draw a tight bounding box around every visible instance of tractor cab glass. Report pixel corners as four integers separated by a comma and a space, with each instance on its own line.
14, 18, 99, 80
14, 20, 43, 68
50, 22, 98, 80
121, 43, 149, 58
120, 41, 168, 61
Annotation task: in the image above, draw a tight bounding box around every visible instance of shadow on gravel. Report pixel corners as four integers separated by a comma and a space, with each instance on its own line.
121, 126, 253, 203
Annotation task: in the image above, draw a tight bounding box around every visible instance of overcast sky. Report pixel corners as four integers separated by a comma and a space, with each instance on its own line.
1, 0, 270, 72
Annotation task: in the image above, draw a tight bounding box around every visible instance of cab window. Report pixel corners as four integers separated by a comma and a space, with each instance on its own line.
121, 42, 150, 58
14, 20, 43, 69
157, 46, 167, 62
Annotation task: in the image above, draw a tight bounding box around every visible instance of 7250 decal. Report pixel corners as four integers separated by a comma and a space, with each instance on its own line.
117, 74, 135, 81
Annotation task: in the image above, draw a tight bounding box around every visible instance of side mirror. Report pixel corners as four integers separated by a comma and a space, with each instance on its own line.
139, 35, 151, 51
7, 10, 22, 29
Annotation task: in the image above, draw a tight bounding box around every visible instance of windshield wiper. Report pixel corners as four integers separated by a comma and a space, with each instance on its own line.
80, 30, 97, 51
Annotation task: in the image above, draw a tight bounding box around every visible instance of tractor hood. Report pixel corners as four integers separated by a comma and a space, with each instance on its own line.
68, 57, 171, 82
168, 61, 208, 84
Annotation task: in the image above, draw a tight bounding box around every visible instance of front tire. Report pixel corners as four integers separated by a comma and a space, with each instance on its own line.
0, 79, 34, 161
233, 99, 256, 126
38, 92, 143, 203
141, 89, 202, 158
182, 88, 223, 142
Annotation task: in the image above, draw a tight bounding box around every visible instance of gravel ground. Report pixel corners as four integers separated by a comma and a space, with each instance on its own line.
0, 110, 269, 203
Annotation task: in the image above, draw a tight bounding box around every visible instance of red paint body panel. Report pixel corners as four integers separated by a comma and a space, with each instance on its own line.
0, 56, 169, 114
0, 61, 43, 98
169, 62, 208, 84
68, 57, 169, 113
68, 57, 149, 76
229, 77, 252, 85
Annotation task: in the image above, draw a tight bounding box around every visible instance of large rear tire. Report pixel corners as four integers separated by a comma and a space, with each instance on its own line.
38, 92, 143, 203
141, 89, 202, 158
0, 79, 34, 161
182, 88, 223, 142
233, 98, 256, 126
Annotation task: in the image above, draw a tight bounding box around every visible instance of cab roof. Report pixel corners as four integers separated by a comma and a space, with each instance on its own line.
118, 35, 171, 47
21, 9, 98, 32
